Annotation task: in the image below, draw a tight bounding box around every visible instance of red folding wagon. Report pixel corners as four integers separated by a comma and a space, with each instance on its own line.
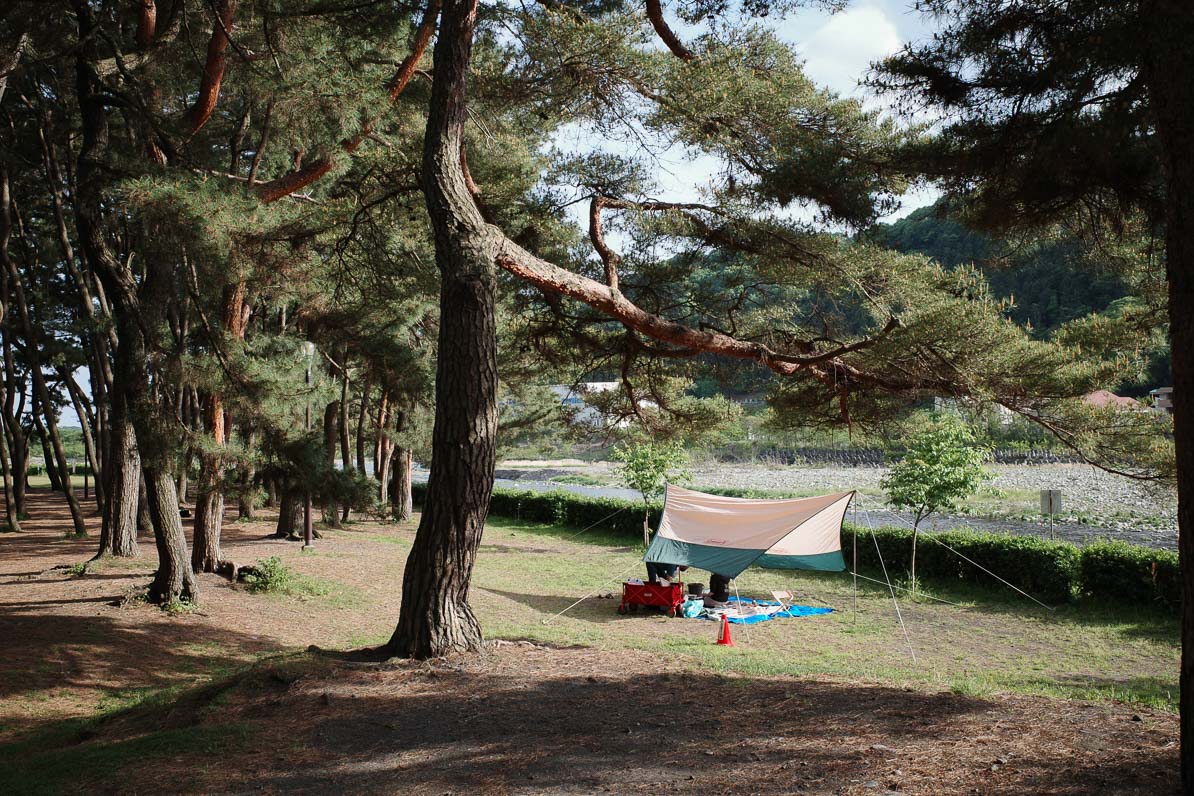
617, 580, 686, 617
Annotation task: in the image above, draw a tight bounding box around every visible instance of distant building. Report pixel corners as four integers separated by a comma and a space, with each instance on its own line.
547, 382, 643, 427
1150, 387, 1174, 414
1083, 390, 1142, 411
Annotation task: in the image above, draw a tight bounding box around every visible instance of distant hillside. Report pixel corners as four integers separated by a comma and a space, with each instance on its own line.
872, 205, 1129, 335
868, 204, 1170, 395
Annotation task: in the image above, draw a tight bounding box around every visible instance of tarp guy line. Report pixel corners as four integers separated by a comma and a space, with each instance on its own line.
883, 512, 1055, 611
859, 496, 917, 663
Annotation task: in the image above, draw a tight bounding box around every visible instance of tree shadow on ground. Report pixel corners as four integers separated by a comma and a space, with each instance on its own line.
478, 587, 626, 623
0, 609, 282, 728
212, 655, 1176, 796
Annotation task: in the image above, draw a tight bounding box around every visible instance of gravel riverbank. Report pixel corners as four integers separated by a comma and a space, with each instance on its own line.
487, 461, 1177, 551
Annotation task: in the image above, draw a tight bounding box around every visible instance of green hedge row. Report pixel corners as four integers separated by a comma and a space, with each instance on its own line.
412, 483, 1180, 611
27, 464, 90, 477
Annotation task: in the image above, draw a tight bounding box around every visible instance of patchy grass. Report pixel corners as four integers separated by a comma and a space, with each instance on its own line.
0, 655, 319, 795
470, 516, 1178, 711
242, 556, 366, 609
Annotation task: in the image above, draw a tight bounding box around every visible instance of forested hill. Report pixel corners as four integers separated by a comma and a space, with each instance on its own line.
871, 205, 1129, 335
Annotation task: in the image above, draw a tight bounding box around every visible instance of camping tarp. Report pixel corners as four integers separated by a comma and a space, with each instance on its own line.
643, 485, 853, 578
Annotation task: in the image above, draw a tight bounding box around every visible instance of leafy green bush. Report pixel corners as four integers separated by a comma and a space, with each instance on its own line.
1079, 540, 1180, 608
842, 525, 1079, 604
243, 556, 293, 594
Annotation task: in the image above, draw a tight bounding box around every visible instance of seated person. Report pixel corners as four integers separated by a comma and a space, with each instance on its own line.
704, 572, 731, 608
646, 561, 678, 585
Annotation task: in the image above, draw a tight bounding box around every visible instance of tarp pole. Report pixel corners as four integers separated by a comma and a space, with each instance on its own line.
851, 494, 858, 624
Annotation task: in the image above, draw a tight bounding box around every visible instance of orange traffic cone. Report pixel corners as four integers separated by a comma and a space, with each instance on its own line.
716, 613, 735, 646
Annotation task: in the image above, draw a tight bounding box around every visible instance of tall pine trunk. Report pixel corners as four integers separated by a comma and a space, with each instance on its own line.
1145, 3, 1194, 786
193, 282, 247, 571
386, 0, 497, 658
71, 11, 195, 604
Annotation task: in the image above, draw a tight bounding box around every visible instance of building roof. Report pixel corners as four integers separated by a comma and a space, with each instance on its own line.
1083, 390, 1141, 410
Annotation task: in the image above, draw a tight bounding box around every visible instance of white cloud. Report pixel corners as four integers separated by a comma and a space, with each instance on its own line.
790, 5, 903, 97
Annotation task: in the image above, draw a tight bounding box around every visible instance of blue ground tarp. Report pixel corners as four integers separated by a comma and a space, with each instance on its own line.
696, 596, 834, 625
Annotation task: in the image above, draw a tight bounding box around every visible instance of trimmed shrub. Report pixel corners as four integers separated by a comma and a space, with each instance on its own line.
1079, 540, 1180, 608
414, 482, 661, 539
842, 525, 1079, 604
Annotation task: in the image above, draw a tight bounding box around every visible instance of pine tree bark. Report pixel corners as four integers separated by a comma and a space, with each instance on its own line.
386, 0, 496, 659
275, 489, 297, 538
96, 408, 139, 558
392, 447, 413, 521
1144, 3, 1194, 786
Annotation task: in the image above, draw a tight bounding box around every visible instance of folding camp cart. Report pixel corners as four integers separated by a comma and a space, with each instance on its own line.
617, 581, 685, 617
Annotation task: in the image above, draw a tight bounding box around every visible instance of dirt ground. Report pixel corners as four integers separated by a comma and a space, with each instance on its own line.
0, 488, 1179, 794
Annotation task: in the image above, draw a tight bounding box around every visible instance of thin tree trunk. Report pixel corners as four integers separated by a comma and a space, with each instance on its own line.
374, 391, 390, 483
32, 406, 63, 492
137, 475, 153, 533
392, 447, 413, 521
322, 400, 342, 527
0, 378, 18, 532
61, 369, 104, 514
386, 0, 497, 658
378, 443, 396, 507
356, 378, 370, 475
193, 281, 248, 571
911, 522, 919, 596
339, 356, 352, 523
191, 393, 225, 572
237, 427, 257, 520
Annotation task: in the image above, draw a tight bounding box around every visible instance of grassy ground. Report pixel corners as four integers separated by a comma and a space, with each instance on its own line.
0, 489, 1179, 794
458, 517, 1178, 711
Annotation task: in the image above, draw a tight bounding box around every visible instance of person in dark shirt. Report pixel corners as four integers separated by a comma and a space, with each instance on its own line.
646, 561, 679, 585
705, 572, 731, 607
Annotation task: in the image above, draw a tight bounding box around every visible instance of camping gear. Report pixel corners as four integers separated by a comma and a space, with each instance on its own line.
687, 582, 704, 597
681, 599, 705, 618
704, 596, 833, 625
618, 580, 685, 617
643, 485, 854, 578
716, 614, 735, 646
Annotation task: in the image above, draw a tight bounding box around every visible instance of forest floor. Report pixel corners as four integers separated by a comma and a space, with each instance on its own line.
0, 488, 1180, 794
